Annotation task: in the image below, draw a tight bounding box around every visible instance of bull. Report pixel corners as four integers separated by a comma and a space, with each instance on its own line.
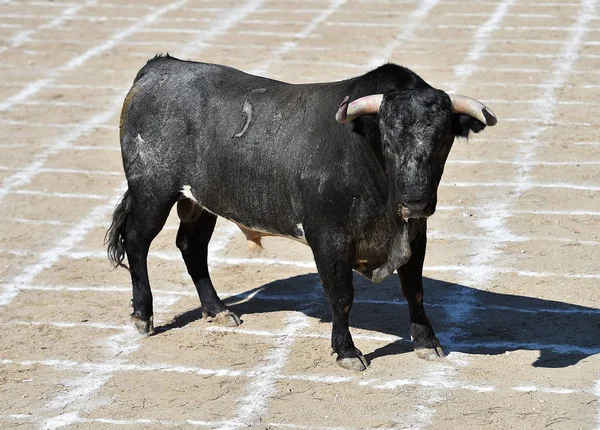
106, 54, 497, 370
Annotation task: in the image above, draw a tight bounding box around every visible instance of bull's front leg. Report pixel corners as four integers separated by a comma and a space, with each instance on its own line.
398, 224, 444, 359
311, 232, 368, 371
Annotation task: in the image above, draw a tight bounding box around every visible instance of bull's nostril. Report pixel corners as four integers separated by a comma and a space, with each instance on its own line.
399, 200, 435, 219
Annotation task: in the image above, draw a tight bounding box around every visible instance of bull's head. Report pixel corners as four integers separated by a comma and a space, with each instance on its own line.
336, 89, 496, 221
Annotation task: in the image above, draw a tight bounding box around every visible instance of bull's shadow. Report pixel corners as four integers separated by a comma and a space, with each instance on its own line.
160, 273, 600, 368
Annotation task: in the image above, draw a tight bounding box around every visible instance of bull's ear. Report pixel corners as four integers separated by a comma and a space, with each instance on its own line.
451, 114, 487, 138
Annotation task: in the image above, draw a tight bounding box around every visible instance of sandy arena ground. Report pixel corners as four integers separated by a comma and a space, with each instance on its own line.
0, 0, 599, 428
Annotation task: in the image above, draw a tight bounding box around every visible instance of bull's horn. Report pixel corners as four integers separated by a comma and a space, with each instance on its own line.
336, 94, 384, 123
449, 94, 497, 126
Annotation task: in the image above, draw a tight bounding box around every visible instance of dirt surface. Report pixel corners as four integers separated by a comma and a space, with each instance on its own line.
1, 0, 599, 429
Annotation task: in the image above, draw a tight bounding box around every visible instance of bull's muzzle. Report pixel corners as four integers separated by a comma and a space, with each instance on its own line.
399, 201, 435, 221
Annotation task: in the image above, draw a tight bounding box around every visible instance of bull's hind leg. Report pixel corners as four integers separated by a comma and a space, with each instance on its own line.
126, 193, 175, 335
398, 224, 444, 359
176, 205, 241, 326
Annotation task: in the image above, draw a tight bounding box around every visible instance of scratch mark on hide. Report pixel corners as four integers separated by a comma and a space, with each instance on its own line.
233, 88, 267, 139
266, 113, 282, 137
161, 99, 171, 129
135, 133, 145, 145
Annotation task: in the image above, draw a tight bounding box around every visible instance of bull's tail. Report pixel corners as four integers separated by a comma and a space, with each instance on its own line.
105, 189, 132, 270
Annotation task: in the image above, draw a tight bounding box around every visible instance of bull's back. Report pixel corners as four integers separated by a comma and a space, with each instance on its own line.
119, 57, 354, 235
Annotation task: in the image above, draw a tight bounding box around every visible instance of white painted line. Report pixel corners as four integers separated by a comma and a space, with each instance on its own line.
0, 13, 139, 22
437, 206, 600, 217
368, 0, 440, 68
0, 1, 96, 56
435, 23, 600, 32
476, 81, 600, 89
0, 166, 121, 176
9, 190, 110, 200
594, 378, 600, 429
0, 23, 23, 29
447, 160, 600, 166
0, 90, 125, 206
481, 99, 600, 106
1, 321, 127, 330
0, 183, 125, 306
444, 181, 600, 191
0, 413, 398, 429
501, 118, 595, 127
0, 119, 114, 129
448, 0, 515, 92
425, 265, 600, 280
132, 27, 319, 38
0, 143, 120, 151
0, 358, 590, 396
6, 1, 155, 9
267, 424, 396, 430
0, 358, 255, 379
218, 313, 310, 430
210, 255, 316, 269
512, 385, 577, 395
249, 0, 346, 76
0, 217, 69, 226
14, 100, 108, 108
0, 0, 191, 112
446, 12, 555, 18
427, 230, 600, 246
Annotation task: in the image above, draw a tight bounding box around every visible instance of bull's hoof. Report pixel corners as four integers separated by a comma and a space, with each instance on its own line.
206, 310, 241, 327
131, 313, 154, 335
335, 348, 369, 371
415, 345, 445, 360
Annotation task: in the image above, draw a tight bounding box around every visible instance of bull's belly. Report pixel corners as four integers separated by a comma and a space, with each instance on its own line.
178, 185, 307, 250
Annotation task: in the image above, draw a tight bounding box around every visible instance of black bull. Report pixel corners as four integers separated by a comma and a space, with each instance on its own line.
106, 55, 497, 371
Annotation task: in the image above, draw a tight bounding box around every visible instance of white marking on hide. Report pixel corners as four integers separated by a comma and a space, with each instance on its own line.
233, 99, 253, 138
180, 185, 199, 204
295, 223, 306, 241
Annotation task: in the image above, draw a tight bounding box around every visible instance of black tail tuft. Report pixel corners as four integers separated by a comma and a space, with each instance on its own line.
105, 190, 132, 270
